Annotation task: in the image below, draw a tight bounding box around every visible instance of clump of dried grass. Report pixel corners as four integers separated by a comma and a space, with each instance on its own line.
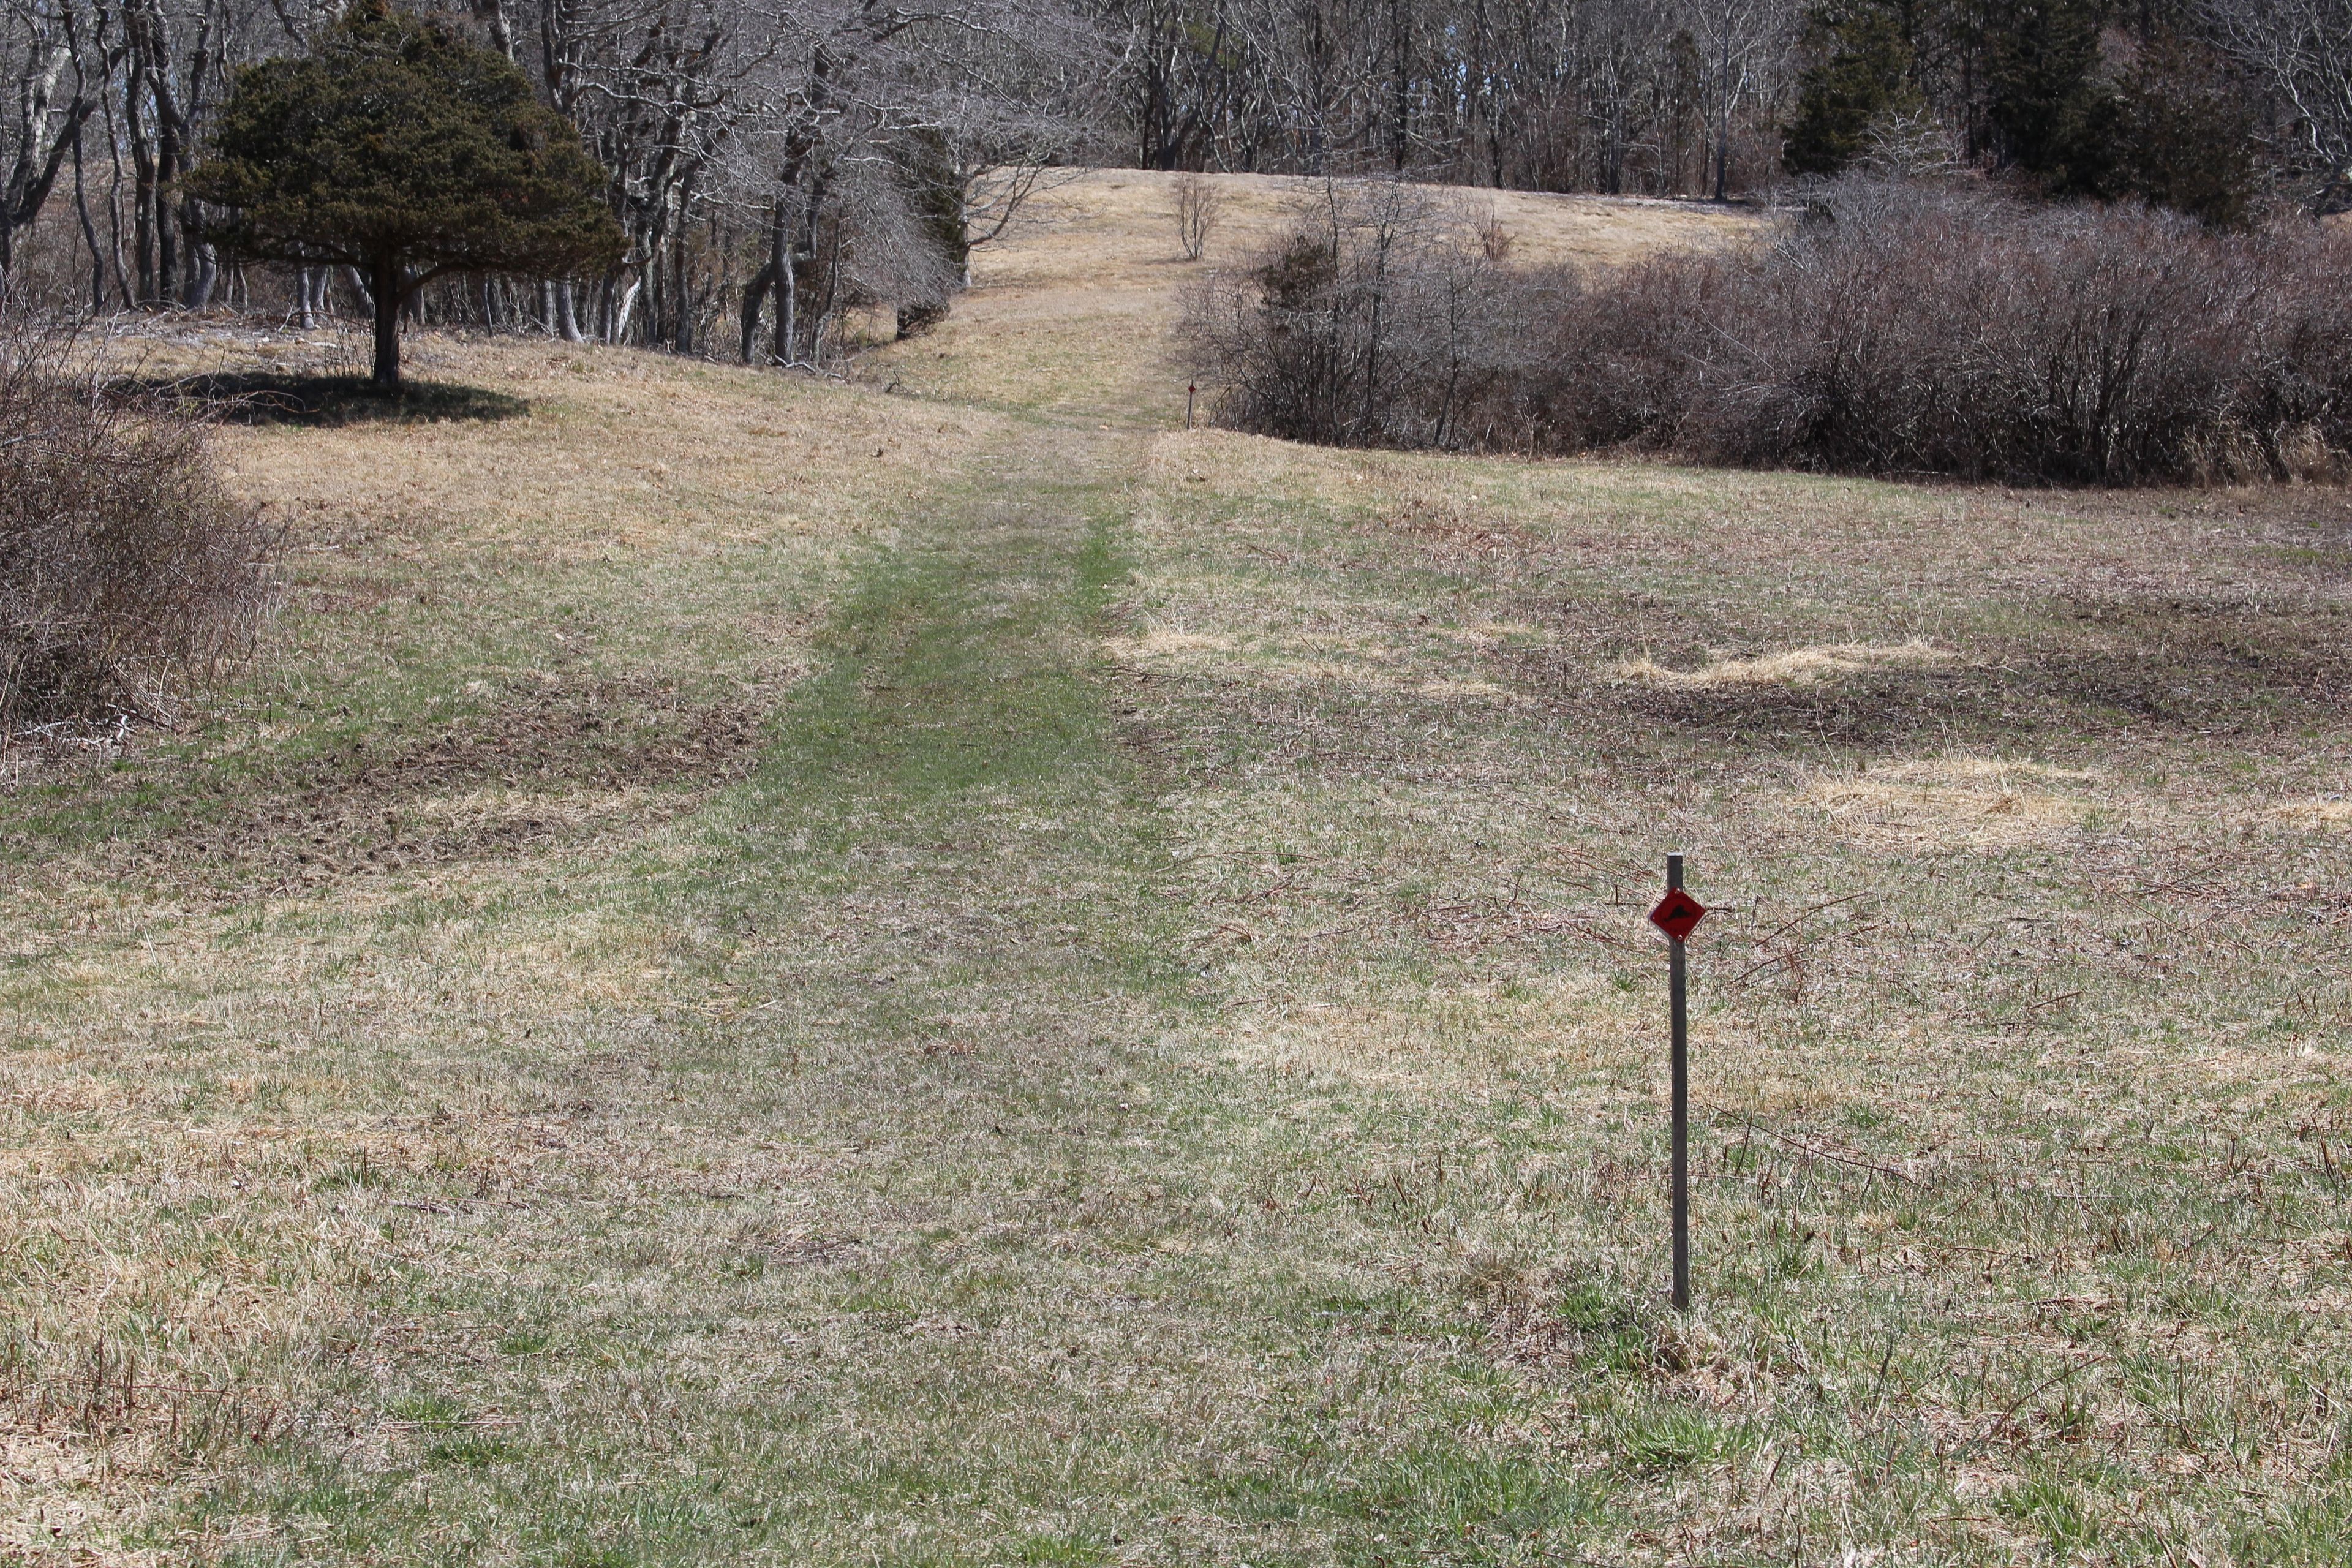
1616, 640, 1951, 688
0, 315, 277, 741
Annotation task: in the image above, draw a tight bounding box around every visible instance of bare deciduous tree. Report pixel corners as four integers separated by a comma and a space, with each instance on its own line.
0, 0, 103, 291
1172, 169, 1218, 258
2204, 0, 2352, 209
1691, 0, 1795, 200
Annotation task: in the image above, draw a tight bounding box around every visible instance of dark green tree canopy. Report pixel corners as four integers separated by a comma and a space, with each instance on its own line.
189, 1, 625, 386
1780, 0, 2259, 224
1982, 0, 2119, 197
1781, 3, 1925, 178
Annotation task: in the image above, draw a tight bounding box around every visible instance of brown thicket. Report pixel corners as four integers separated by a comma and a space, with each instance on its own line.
1181, 183, 1529, 450
0, 323, 276, 739
1183, 178, 2352, 485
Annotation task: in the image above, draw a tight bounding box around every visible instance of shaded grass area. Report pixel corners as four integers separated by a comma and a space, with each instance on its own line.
1512, 581, 2352, 755
116, 372, 529, 426
5, 674, 765, 896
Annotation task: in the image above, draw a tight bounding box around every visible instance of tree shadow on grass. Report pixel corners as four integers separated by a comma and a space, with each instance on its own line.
115, 372, 528, 427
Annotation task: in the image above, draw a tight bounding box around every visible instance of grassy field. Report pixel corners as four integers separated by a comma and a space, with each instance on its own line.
4, 170, 2350, 1566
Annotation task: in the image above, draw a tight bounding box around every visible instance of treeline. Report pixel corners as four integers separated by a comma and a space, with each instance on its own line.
1119, 0, 1789, 197
1120, 0, 2352, 216
0, 0, 2346, 362
0, 0, 1097, 364
1776, 0, 2337, 224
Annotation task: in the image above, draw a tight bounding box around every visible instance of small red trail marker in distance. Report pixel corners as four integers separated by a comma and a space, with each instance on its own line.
1649, 888, 1708, 943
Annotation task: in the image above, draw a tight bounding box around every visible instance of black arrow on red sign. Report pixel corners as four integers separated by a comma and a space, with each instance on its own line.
1649, 887, 1707, 943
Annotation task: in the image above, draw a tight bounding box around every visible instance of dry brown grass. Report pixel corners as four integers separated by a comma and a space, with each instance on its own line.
1, 326, 1011, 1559
1108, 375, 2350, 1558
1803, 756, 2103, 852
1121, 671, 2347, 1548
864, 169, 1760, 422
5, 172, 2351, 1566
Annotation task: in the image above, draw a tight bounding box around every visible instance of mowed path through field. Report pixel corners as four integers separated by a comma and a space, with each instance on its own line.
6, 173, 2352, 1565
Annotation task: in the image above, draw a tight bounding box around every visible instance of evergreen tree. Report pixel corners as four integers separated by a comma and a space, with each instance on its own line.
1983, 0, 2120, 197
189, 1, 625, 389
2114, 32, 2258, 227
1782, 2, 1925, 177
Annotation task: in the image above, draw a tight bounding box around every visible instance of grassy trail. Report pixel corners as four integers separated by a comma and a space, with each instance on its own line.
180, 427, 1564, 1564
9, 176, 2350, 1566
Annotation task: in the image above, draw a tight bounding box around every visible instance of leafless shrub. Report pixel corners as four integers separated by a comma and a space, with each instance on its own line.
1476, 211, 1515, 264
1187, 176, 2352, 484
1180, 181, 1534, 448
1857, 112, 1961, 181
1545, 179, 2352, 483
1173, 173, 1223, 262
0, 317, 278, 741
835, 159, 966, 344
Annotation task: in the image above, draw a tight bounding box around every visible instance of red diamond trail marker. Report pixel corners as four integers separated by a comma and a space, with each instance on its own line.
1654, 856, 1705, 1313
1649, 888, 1708, 943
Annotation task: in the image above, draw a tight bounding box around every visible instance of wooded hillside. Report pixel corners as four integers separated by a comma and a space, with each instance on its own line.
0, 0, 2343, 361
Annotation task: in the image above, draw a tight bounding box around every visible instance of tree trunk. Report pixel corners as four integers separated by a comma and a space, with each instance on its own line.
72, 124, 107, 312
475, 0, 515, 60
775, 230, 796, 364
155, 89, 178, 303
739, 258, 776, 361
372, 257, 401, 388
1713, 21, 1733, 202
185, 243, 216, 309
127, 75, 154, 303
743, 197, 788, 362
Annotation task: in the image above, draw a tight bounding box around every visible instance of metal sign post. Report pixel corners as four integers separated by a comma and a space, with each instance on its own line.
1648, 856, 1708, 1311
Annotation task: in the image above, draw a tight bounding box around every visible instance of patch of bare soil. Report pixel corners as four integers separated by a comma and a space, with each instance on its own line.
1495, 587, 2351, 755
10, 677, 766, 894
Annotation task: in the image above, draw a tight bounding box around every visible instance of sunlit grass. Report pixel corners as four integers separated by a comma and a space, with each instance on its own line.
4, 173, 2350, 1566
